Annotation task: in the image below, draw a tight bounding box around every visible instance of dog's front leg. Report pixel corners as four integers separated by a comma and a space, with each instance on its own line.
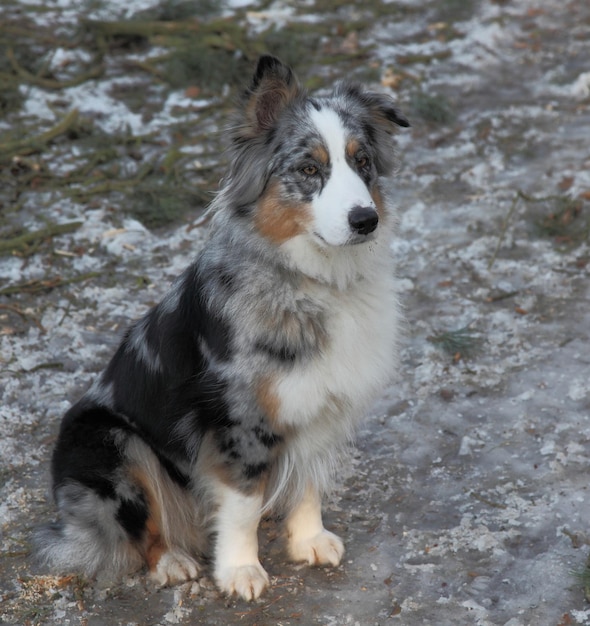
213, 482, 268, 601
286, 484, 344, 567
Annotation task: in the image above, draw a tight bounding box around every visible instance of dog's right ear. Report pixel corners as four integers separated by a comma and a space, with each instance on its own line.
238, 56, 302, 137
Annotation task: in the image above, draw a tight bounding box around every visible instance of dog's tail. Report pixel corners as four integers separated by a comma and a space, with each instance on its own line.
34, 482, 143, 578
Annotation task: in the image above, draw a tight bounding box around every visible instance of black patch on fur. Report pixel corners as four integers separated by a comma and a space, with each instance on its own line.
234, 204, 253, 217
52, 405, 132, 499
99, 262, 232, 464
215, 268, 237, 293
309, 98, 321, 112
218, 433, 242, 460
254, 340, 298, 363
253, 425, 281, 448
243, 462, 269, 480
156, 451, 191, 489
116, 494, 148, 541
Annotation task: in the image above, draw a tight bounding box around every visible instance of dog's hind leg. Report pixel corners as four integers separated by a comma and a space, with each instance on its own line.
286, 484, 344, 567
125, 441, 204, 587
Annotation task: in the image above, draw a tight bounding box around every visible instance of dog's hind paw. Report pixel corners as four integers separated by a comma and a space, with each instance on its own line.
215, 563, 269, 601
289, 529, 344, 567
150, 549, 200, 587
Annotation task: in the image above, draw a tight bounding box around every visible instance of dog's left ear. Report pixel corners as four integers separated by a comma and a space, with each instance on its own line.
239, 56, 303, 137
336, 83, 409, 132
358, 90, 410, 132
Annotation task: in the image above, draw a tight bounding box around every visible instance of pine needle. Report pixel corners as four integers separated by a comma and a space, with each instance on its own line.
427, 324, 482, 360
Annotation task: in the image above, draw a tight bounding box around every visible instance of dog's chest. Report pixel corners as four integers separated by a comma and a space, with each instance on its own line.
273, 277, 399, 427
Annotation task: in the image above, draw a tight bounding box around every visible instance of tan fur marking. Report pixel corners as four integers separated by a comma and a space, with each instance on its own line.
196, 432, 268, 495
255, 182, 311, 244
346, 139, 361, 159
129, 466, 168, 572
371, 185, 386, 219
209, 462, 236, 490
256, 376, 281, 427
196, 432, 233, 486
311, 145, 329, 166
144, 517, 167, 572
210, 461, 268, 496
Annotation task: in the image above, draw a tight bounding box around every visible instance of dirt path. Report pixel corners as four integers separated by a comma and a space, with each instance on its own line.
1, 1, 590, 624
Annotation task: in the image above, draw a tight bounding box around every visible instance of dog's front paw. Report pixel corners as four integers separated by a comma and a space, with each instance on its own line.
150, 549, 200, 586
215, 563, 269, 601
289, 529, 344, 567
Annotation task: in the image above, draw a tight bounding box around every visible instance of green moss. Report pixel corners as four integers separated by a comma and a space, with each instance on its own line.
519, 191, 589, 248
410, 91, 455, 125
435, 0, 478, 22
129, 181, 207, 229
145, 0, 224, 21
0, 76, 23, 116
163, 41, 247, 91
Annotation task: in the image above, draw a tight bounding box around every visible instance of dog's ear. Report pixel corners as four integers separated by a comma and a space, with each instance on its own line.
356, 88, 410, 132
336, 83, 409, 132
370, 95, 410, 130
240, 56, 302, 135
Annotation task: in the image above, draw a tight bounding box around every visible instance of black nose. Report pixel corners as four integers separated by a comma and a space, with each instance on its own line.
348, 206, 379, 235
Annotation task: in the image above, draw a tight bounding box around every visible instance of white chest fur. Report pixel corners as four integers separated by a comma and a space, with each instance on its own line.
274, 271, 399, 429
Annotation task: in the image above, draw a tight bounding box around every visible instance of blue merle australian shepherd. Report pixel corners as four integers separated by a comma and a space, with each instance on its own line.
36, 56, 409, 601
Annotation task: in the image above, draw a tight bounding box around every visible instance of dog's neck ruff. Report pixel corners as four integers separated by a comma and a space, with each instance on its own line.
279, 230, 391, 291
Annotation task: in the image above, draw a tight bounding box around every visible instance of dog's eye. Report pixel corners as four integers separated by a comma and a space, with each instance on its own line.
301, 165, 319, 176
356, 155, 369, 169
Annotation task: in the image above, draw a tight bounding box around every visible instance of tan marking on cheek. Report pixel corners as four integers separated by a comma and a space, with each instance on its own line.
371, 185, 386, 219
255, 182, 311, 244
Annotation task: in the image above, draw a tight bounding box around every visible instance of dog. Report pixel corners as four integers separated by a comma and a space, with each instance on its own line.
35, 55, 409, 601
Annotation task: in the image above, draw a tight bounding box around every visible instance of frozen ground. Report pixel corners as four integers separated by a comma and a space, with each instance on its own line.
1, 0, 590, 624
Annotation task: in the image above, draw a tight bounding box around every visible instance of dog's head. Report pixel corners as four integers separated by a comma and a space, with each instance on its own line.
225, 55, 409, 249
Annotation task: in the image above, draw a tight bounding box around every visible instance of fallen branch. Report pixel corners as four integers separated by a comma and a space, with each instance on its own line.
22, 361, 64, 373
0, 271, 100, 296
0, 221, 82, 257
471, 492, 507, 510
65, 162, 154, 200
0, 303, 46, 333
6, 48, 104, 90
488, 192, 520, 270
0, 109, 80, 160
83, 18, 202, 38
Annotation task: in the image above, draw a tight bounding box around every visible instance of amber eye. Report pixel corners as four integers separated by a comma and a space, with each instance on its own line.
301, 164, 319, 176
356, 155, 369, 169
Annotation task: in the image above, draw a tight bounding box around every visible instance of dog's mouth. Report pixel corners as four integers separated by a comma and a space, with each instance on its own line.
312, 231, 377, 247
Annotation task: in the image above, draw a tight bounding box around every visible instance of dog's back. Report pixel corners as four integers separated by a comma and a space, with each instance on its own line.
36, 55, 408, 600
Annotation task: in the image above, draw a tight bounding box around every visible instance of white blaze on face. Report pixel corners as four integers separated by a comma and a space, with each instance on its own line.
309, 107, 376, 246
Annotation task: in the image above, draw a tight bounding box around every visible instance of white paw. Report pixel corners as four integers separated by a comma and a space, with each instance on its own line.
150, 549, 200, 587
289, 529, 345, 567
215, 563, 269, 601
